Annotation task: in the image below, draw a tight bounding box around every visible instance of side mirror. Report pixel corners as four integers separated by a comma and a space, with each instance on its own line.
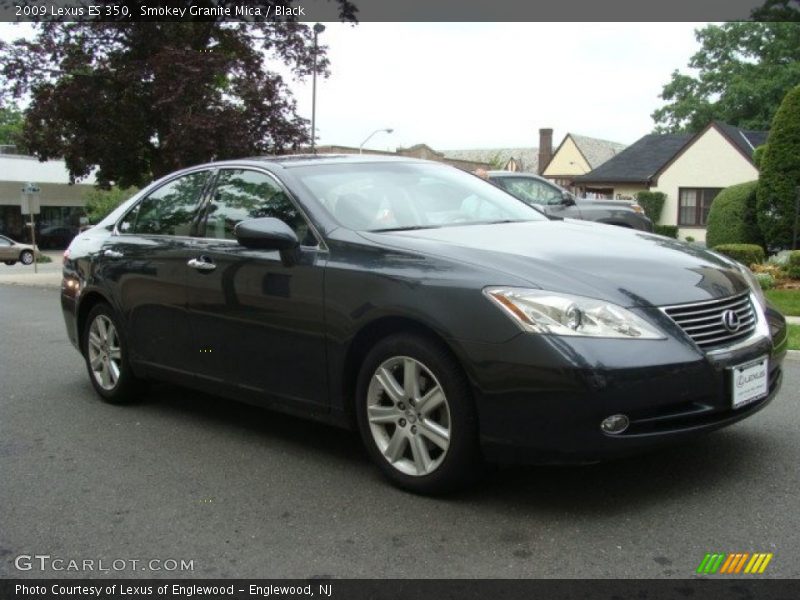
561, 191, 576, 206
234, 217, 299, 251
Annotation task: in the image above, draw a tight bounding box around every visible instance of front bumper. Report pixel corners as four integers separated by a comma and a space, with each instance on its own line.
457, 304, 786, 464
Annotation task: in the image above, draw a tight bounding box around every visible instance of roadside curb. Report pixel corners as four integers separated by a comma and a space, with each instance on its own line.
786, 350, 800, 361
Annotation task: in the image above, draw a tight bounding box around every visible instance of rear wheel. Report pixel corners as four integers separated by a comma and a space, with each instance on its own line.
19, 250, 34, 265
82, 303, 143, 404
355, 333, 480, 494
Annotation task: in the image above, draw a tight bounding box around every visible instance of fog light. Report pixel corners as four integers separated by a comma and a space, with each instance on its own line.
601, 414, 629, 435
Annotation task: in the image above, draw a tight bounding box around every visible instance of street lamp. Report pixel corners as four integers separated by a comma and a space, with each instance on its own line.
359, 128, 394, 154
310, 23, 325, 154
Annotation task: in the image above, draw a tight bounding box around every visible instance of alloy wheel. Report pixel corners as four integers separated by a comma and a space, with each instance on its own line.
366, 356, 451, 476
87, 314, 122, 391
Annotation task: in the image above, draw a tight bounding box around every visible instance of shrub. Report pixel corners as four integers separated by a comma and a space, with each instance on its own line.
787, 250, 800, 279
654, 225, 678, 238
768, 250, 792, 266
751, 263, 783, 278
685, 235, 696, 242
712, 243, 766, 266
705, 181, 763, 249
755, 272, 775, 290
757, 84, 800, 249
35, 254, 52, 264
635, 191, 666, 224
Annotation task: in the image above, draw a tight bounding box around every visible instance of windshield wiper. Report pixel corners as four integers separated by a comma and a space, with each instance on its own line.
474, 219, 529, 225
370, 225, 442, 232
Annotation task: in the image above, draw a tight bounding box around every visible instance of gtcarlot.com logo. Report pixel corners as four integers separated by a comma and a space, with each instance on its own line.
696, 552, 773, 574
14, 554, 194, 572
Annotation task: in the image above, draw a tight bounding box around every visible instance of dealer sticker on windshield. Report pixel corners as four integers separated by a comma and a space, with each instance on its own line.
731, 357, 768, 409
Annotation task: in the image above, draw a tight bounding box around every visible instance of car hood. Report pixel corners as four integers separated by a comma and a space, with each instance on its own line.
358, 219, 749, 308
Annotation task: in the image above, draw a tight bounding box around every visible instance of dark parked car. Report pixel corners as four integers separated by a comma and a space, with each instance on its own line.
487, 170, 653, 231
39, 225, 79, 249
62, 155, 785, 494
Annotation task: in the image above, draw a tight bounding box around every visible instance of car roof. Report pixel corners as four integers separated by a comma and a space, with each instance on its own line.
236, 153, 427, 169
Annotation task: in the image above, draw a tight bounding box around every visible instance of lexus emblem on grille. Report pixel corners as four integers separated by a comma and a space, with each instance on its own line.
721, 309, 741, 333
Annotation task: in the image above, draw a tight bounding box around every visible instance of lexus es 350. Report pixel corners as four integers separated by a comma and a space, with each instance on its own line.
62, 155, 786, 494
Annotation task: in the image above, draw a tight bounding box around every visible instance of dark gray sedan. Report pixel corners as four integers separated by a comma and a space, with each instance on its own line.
61, 155, 784, 494
488, 171, 653, 231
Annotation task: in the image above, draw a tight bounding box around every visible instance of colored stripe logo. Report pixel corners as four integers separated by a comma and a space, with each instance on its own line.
696, 552, 773, 574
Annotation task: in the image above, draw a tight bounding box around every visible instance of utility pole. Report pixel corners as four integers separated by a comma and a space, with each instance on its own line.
311, 23, 325, 154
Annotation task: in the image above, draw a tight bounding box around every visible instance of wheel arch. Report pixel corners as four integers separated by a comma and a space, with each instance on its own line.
76, 290, 114, 355
340, 315, 472, 424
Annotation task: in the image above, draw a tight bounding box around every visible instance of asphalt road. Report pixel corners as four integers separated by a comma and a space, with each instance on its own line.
1, 284, 799, 579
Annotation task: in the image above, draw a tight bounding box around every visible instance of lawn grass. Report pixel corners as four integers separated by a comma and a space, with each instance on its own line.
765, 288, 800, 316
787, 325, 800, 351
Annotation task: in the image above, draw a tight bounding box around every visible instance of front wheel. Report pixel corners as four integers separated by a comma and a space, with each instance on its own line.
355, 333, 480, 494
83, 303, 143, 404
4, 260, 15, 266
19, 250, 34, 265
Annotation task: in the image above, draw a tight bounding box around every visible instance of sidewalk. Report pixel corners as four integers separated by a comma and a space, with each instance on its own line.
0, 251, 62, 289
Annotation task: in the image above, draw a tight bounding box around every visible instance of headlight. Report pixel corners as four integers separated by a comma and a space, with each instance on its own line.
484, 287, 665, 339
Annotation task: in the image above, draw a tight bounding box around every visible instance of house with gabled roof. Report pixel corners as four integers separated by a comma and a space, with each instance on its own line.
542, 133, 627, 189
575, 122, 767, 242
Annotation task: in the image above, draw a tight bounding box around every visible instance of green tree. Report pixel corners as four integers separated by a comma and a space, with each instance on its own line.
752, 0, 800, 21
652, 22, 800, 133
0, 4, 356, 188
0, 104, 24, 147
84, 186, 138, 224
757, 84, 800, 249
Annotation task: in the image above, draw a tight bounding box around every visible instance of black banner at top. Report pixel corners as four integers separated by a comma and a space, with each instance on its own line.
0, 0, 785, 23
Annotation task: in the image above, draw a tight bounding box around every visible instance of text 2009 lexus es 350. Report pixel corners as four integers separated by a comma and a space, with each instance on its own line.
62, 155, 786, 494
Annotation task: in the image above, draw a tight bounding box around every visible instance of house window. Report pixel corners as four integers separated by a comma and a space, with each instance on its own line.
678, 188, 722, 226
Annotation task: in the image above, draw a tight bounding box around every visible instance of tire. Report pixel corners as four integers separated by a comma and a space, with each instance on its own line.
4, 260, 15, 266
82, 303, 143, 404
19, 250, 34, 265
355, 333, 480, 494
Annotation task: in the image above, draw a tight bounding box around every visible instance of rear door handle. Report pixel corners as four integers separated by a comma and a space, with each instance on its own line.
187, 257, 216, 272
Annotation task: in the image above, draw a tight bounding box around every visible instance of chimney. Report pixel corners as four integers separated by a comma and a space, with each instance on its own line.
538, 128, 553, 175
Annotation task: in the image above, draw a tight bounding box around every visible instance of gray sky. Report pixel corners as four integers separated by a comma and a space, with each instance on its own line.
1, 22, 705, 151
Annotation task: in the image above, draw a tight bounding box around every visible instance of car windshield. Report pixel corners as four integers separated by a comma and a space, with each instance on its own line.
495, 176, 564, 205
290, 162, 547, 231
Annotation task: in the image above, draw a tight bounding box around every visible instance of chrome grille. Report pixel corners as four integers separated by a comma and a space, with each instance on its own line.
662, 292, 756, 350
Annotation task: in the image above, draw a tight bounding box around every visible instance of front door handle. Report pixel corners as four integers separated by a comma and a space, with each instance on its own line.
187, 257, 216, 272
103, 249, 124, 259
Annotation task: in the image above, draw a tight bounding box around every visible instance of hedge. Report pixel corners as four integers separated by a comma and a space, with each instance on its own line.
757, 84, 800, 249
635, 191, 666, 224
705, 181, 763, 249
654, 225, 678, 238
712, 243, 765, 266
787, 250, 800, 279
